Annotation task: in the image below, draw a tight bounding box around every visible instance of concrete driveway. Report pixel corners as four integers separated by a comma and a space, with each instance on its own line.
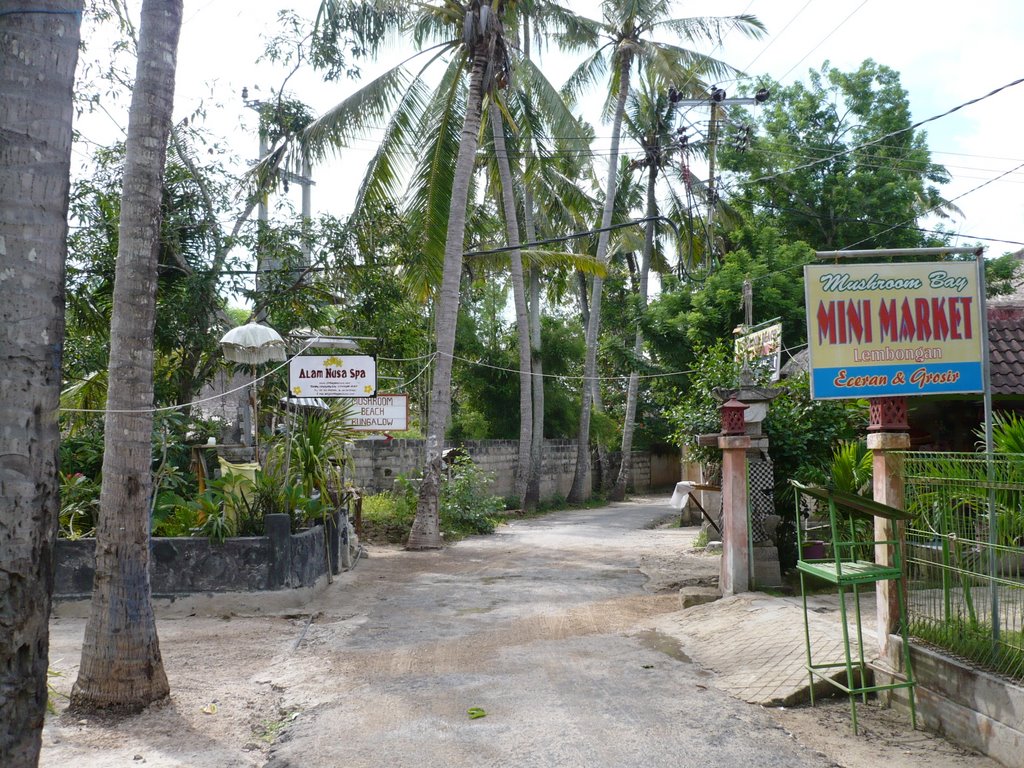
260, 498, 824, 768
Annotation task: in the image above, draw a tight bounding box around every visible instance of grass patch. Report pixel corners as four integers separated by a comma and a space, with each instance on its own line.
360, 490, 417, 544
360, 458, 503, 544
255, 709, 300, 744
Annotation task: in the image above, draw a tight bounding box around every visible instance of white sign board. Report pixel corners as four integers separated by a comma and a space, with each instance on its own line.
289, 355, 377, 398
734, 323, 783, 381
345, 394, 409, 432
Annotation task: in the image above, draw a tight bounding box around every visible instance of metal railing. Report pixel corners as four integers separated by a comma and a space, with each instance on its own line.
902, 451, 1024, 682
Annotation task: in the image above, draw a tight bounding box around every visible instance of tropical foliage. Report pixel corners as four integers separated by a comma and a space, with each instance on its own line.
53, 2, 1017, 568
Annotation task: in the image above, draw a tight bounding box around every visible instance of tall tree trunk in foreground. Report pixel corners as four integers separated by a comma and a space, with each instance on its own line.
71, 0, 182, 712
611, 161, 657, 501
0, 3, 82, 763
489, 101, 533, 508
568, 54, 631, 503
408, 48, 489, 549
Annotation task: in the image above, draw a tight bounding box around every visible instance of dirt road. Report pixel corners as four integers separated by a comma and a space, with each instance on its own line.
42, 497, 997, 767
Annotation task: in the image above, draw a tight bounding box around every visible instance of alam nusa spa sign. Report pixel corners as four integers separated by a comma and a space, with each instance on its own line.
804, 261, 984, 399
289, 354, 377, 398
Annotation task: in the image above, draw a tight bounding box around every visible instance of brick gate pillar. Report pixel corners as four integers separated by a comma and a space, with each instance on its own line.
868, 396, 910, 653
718, 434, 752, 596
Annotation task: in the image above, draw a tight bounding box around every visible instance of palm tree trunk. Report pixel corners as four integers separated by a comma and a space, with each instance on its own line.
521, 12, 542, 511
71, 0, 181, 711
408, 50, 489, 549
611, 161, 657, 500
573, 270, 610, 494
568, 54, 631, 503
0, 3, 81, 761
488, 101, 533, 508
524, 211, 544, 512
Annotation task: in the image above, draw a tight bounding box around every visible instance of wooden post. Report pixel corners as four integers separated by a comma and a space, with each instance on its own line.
718, 434, 752, 595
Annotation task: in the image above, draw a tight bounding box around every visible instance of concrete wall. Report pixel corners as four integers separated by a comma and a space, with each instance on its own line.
55, 513, 335, 600
349, 438, 679, 501
650, 452, 681, 488
876, 636, 1024, 768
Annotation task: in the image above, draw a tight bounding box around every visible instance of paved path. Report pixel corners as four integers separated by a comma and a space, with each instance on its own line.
43, 497, 996, 768
262, 499, 828, 768
654, 591, 877, 706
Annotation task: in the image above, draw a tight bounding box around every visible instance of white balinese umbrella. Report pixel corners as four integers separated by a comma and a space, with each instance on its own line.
219, 321, 287, 365
219, 322, 287, 461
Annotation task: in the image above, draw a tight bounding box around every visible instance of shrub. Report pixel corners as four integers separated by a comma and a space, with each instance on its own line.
361, 458, 504, 544
361, 479, 418, 544
440, 454, 502, 537
59, 472, 99, 539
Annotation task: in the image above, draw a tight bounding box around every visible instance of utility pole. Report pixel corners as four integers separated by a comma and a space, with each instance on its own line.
671, 87, 769, 263
242, 87, 316, 295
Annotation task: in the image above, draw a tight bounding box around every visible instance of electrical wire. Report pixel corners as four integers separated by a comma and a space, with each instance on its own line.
442, 350, 696, 382
773, 0, 869, 84
387, 352, 437, 389
839, 159, 1024, 252
742, 75, 1024, 188
741, 0, 813, 73
60, 338, 317, 415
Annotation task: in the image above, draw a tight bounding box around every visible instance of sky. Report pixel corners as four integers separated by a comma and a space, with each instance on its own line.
76, 1, 1024, 262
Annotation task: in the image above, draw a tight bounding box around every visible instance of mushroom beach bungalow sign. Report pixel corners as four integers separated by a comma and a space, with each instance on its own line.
289, 355, 377, 398
804, 261, 984, 399
344, 394, 408, 432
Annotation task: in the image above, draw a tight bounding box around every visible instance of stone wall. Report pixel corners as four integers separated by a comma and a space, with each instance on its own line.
877, 637, 1024, 767
55, 513, 336, 600
349, 438, 680, 501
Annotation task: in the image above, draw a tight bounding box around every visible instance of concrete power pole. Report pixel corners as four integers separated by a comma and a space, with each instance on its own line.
672, 87, 769, 263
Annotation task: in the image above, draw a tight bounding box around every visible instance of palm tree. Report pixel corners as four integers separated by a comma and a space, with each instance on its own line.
610, 72, 693, 500
563, 0, 764, 502
486, 100, 535, 505
255, 1, 495, 547
70, 0, 182, 711
295, 0, 593, 541
0, 3, 82, 761
480, 2, 595, 510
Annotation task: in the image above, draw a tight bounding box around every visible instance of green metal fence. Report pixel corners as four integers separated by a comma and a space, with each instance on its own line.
902, 451, 1024, 681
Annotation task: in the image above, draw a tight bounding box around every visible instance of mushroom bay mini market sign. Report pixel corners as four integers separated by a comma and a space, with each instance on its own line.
804, 261, 984, 399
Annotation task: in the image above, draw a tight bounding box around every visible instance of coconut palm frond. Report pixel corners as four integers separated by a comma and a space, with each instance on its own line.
314, 0, 408, 57
531, 2, 602, 52
402, 56, 468, 301
302, 66, 417, 163
350, 75, 433, 220
561, 45, 611, 107
654, 13, 766, 44
640, 39, 738, 89
513, 55, 587, 146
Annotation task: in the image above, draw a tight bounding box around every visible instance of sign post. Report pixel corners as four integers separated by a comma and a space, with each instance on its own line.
807, 247, 995, 647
